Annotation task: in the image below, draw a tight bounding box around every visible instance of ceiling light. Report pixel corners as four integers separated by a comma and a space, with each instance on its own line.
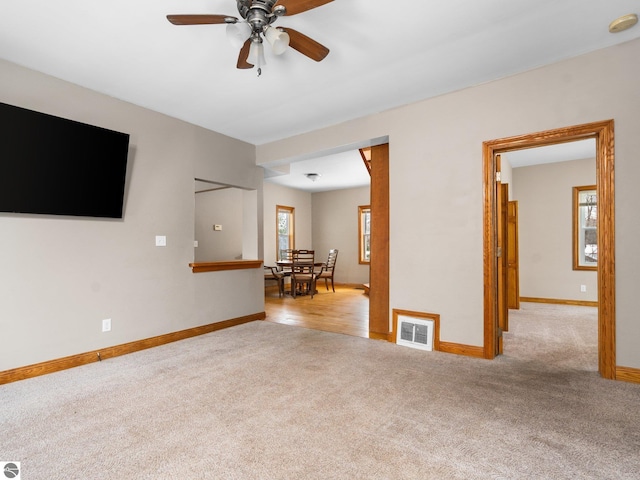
226, 22, 252, 49
305, 173, 321, 182
265, 27, 290, 55
609, 13, 638, 33
247, 38, 266, 76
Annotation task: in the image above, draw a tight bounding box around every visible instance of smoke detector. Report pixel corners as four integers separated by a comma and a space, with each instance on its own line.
609, 14, 638, 33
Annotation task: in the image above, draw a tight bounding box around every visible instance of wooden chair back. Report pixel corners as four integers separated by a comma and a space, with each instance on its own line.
317, 249, 339, 292
325, 249, 338, 269
292, 249, 314, 272
291, 250, 316, 298
279, 249, 294, 261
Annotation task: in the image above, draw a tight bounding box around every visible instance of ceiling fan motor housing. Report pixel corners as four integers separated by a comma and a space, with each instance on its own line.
237, 0, 280, 35
237, 0, 283, 29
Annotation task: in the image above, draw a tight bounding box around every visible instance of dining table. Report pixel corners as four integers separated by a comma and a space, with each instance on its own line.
275, 259, 325, 296
275, 260, 325, 268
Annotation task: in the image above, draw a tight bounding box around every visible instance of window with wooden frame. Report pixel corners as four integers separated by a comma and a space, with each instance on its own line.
276, 205, 295, 261
358, 205, 371, 264
573, 185, 597, 270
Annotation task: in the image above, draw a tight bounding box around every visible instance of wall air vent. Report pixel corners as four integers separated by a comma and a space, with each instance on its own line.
396, 317, 434, 351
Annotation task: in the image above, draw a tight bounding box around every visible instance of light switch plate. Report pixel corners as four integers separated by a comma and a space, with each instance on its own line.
214, 225, 222, 231
102, 318, 111, 332
155, 235, 167, 247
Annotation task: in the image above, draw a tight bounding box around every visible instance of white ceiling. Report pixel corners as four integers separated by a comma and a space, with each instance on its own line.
263, 137, 598, 193
503, 139, 596, 169
264, 149, 370, 192
0, 1, 637, 191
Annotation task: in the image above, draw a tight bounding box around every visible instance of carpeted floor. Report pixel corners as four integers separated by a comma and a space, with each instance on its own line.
504, 301, 599, 373
1, 303, 639, 479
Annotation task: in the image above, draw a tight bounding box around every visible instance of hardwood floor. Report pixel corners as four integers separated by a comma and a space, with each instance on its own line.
264, 285, 369, 338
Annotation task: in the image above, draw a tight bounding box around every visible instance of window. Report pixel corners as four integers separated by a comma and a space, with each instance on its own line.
573, 185, 597, 270
359, 205, 371, 264
277, 205, 294, 261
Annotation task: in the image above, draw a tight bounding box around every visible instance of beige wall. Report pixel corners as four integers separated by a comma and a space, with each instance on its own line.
0, 59, 264, 371
500, 157, 514, 199
194, 188, 243, 262
4, 38, 640, 374
257, 39, 640, 368
312, 186, 370, 286
262, 182, 312, 267
513, 158, 597, 301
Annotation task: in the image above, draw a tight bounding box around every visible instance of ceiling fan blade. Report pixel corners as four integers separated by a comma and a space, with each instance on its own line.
166, 14, 236, 25
237, 39, 254, 69
280, 28, 329, 62
275, 0, 333, 16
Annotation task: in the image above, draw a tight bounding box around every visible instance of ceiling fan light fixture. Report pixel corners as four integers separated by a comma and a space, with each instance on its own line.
265, 26, 290, 55
248, 39, 265, 64
226, 22, 252, 49
166, 0, 334, 73
248, 39, 266, 75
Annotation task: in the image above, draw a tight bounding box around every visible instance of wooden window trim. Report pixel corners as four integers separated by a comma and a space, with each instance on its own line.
358, 205, 371, 265
276, 205, 295, 261
573, 185, 597, 271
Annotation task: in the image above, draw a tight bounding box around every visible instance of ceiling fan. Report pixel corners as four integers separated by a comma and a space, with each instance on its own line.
167, 0, 333, 76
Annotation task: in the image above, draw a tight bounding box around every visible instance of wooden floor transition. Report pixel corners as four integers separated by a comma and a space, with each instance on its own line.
264, 285, 369, 338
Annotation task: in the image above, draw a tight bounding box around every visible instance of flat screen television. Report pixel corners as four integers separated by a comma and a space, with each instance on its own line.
0, 102, 130, 219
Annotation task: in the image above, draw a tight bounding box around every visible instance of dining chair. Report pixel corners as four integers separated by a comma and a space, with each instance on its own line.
278, 248, 294, 274
264, 265, 285, 297
291, 249, 317, 298
316, 249, 339, 292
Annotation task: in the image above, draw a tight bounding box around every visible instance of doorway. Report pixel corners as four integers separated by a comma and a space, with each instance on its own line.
262, 141, 390, 340
483, 120, 615, 379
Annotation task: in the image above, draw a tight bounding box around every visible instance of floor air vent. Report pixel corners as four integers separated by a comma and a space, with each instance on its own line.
396, 317, 434, 351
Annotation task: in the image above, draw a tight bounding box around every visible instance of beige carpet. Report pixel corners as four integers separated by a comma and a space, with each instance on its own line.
505, 301, 599, 371
1, 303, 639, 479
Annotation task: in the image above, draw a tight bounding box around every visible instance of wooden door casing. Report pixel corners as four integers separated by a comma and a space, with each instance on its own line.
507, 200, 520, 310
496, 171, 509, 351
369, 143, 390, 339
483, 120, 615, 380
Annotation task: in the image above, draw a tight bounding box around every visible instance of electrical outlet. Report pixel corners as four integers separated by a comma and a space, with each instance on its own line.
102, 318, 111, 332
580, 285, 587, 293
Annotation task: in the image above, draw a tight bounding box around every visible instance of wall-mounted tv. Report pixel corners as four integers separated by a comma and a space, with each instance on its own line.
0, 102, 130, 219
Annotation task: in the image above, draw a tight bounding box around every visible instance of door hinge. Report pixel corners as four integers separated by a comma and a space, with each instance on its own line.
497, 247, 503, 257
496, 171, 502, 182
